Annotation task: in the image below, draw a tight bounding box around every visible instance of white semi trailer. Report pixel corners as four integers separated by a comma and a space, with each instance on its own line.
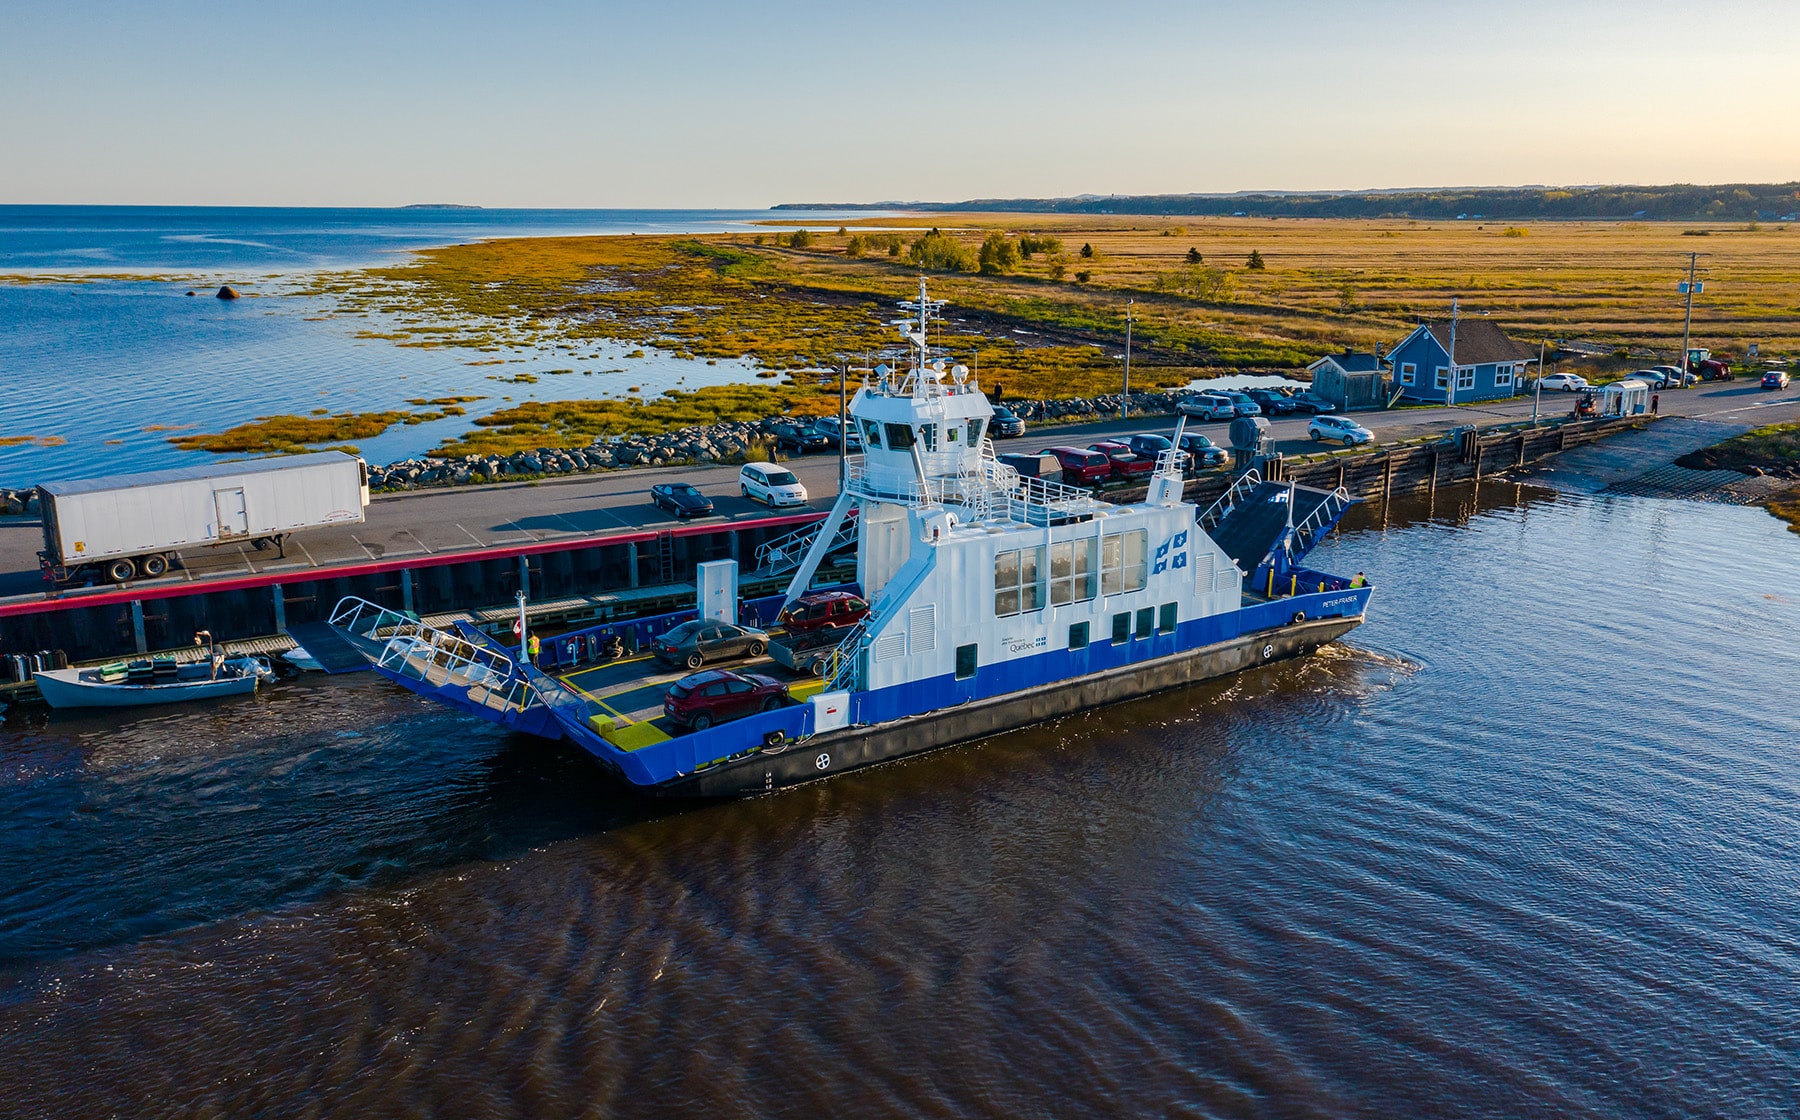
37, 451, 369, 586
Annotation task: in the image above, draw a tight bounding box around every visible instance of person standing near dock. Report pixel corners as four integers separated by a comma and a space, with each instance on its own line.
527, 633, 541, 666
1651, 392, 1660, 415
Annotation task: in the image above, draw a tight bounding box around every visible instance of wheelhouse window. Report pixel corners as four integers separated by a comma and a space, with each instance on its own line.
884, 423, 916, 450
920, 423, 938, 452
1049, 539, 1096, 606
861, 419, 882, 449
994, 546, 1045, 617
1399, 362, 1416, 385
967, 418, 986, 445
1101, 530, 1147, 595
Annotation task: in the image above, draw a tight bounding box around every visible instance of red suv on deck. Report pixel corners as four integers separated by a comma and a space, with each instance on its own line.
664, 669, 789, 731
1038, 446, 1112, 487
779, 591, 869, 634
1088, 440, 1157, 482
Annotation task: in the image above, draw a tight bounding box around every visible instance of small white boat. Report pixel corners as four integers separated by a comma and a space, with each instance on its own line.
33, 655, 274, 709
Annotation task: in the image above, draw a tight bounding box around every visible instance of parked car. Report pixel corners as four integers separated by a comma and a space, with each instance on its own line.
1308, 415, 1375, 447
1124, 434, 1173, 463
1038, 446, 1113, 487
653, 620, 770, 670
1539, 373, 1590, 392
1629, 369, 1674, 390
738, 462, 808, 508
1176, 393, 1236, 420
1245, 388, 1297, 415
1218, 391, 1262, 417
996, 451, 1062, 485
779, 591, 870, 634
664, 668, 788, 731
770, 420, 831, 455
1650, 364, 1697, 388
649, 482, 715, 519
810, 416, 862, 452
1088, 440, 1157, 481
1178, 432, 1230, 469
1763, 370, 1791, 390
990, 406, 1027, 438
1286, 392, 1337, 414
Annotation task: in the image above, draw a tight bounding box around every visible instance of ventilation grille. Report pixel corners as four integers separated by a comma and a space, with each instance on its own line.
908, 606, 936, 653
874, 631, 908, 662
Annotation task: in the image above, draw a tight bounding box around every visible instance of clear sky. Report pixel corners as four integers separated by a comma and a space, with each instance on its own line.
3, 0, 1796, 207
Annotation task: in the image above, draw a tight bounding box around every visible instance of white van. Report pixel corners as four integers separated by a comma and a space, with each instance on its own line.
738, 462, 808, 508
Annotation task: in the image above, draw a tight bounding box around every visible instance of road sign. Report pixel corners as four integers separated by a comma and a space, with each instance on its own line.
1678, 281, 1705, 294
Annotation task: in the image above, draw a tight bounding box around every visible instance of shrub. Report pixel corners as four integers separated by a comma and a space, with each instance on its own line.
1337, 283, 1359, 312
1079, 242, 1095, 259
908, 230, 978, 272
886, 235, 902, 256
787, 229, 813, 249
1246, 249, 1265, 270
1075, 270, 1091, 283
1018, 235, 1062, 259
1185, 247, 1202, 265
845, 234, 867, 258
1502, 226, 1528, 237
1156, 263, 1234, 301
978, 231, 1021, 275
1048, 261, 1067, 280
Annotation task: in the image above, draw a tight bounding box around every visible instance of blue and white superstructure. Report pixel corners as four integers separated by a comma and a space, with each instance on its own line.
348, 282, 1372, 796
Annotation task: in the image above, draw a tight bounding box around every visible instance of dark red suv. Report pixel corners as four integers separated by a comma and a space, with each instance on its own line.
1038, 446, 1112, 487
664, 669, 789, 731
1088, 440, 1156, 481
779, 591, 869, 634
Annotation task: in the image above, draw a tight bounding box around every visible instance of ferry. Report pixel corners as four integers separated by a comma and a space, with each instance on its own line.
340, 283, 1370, 796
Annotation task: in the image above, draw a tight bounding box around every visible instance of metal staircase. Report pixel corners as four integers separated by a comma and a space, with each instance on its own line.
823, 615, 873, 692
754, 513, 858, 576
371, 620, 562, 739
655, 531, 676, 585
1197, 469, 1263, 533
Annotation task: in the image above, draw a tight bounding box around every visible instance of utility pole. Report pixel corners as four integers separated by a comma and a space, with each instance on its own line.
515, 589, 528, 663
1534, 340, 1545, 426
1445, 297, 1459, 409
1122, 299, 1133, 422
1678, 252, 1705, 374
838, 359, 848, 489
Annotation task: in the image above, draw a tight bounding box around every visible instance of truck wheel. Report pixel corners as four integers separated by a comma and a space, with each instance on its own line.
809, 657, 828, 677
141, 554, 169, 578
106, 557, 137, 583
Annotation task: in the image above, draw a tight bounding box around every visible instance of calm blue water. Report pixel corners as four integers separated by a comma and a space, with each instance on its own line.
0, 206, 867, 484
1, 484, 1796, 1116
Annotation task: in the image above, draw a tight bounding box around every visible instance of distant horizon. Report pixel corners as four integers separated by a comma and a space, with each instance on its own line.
4, 178, 1800, 212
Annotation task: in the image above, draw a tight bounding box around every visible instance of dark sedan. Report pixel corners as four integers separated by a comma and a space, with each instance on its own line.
664, 669, 788, 731
771, 420, 832, 455
1245, 388, 1297, 415
1178, 432, 1230, 469
654, 620, 769, 670
650, 482, 715, 519
1286, 392, 1337, 414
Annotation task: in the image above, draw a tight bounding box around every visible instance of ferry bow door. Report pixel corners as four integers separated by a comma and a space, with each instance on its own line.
213, 487, 249, 540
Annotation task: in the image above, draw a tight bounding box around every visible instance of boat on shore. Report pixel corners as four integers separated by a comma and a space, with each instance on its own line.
345, 282, 1371, 796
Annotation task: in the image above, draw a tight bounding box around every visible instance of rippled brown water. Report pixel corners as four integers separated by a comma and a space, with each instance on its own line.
2, 482, 1798, 1118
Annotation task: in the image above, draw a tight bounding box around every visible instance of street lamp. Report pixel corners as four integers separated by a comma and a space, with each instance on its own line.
1122, 299, 1133, 422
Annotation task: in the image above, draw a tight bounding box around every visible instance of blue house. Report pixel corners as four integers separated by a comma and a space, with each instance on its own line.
1387, 319, 1537, 404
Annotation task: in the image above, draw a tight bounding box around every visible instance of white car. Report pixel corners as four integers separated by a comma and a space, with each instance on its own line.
1176, 394, 1236, 421
1309, 415, 1375, 447
1539, 373, 1589, 392
739, 462, 808, 508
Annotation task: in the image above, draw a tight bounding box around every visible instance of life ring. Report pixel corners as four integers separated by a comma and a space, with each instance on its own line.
1290, 611, 1306, 625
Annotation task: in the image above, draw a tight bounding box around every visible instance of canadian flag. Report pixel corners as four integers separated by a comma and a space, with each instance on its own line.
512, 618, 523, 637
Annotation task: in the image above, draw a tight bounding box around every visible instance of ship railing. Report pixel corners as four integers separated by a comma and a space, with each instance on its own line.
823, 616, 873, 693
753, 512, 859, 574
997, 474, 1108, 526
1291, 485, 1353, 556
1198, 469, 1263, 532
377, 625, 532, 713
329, 596, 422, 642
1152, 447, 1190, 479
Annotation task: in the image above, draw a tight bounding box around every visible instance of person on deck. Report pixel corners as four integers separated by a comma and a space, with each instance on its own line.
1651, 392, 1660, 415
1350, 572, 1367, 588
527, 633, 541, 666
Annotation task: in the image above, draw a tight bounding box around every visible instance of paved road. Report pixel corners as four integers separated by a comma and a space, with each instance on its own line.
4, 380, 1796, 604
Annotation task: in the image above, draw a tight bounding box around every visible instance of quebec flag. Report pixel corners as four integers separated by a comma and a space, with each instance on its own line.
1154, 530, 1190, 575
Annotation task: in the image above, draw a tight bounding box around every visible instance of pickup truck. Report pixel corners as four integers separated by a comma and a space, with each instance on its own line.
1088, 440, 1156, 482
